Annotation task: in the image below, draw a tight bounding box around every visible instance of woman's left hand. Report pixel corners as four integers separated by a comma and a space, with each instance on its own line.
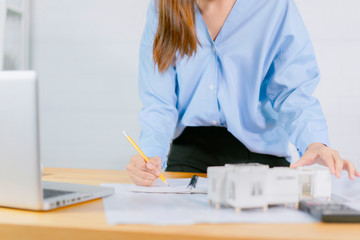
290, 142, 360, 180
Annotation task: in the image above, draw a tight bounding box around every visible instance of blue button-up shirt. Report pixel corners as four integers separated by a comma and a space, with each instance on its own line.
138, 0, 330, 168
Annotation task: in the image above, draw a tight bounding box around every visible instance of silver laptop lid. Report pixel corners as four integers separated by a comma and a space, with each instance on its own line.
0, 71, 43, 210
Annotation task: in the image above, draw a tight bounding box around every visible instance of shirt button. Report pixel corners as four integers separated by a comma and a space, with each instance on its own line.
212, 120, 217, 125
212, 45, 216, 51
209, 84, 214, 90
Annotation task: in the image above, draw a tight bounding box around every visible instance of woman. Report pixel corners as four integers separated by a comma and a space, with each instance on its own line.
127, 0, 359, 186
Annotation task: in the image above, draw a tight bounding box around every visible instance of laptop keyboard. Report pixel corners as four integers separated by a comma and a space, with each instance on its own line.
43, 189, 75, 199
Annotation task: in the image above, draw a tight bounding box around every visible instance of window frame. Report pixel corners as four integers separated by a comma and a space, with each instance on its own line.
0, 0, 30, 70
0, 0, 6, 70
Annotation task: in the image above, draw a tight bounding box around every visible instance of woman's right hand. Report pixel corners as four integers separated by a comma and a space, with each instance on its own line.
126, 155, 162, 186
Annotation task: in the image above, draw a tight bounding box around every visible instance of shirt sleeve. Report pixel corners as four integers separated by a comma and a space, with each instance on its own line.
264, 0, 330, 157
138, 0, 178, 169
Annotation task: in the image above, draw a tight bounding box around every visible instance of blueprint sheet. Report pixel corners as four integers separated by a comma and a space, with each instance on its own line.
101, 181, 316, 225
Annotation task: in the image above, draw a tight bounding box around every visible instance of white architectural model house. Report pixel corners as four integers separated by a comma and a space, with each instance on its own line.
225, 165, 269, 213
266, 167, 300, 208
207, 166, 232, 209
299, 167, 332, 200
207, 164, 332, 213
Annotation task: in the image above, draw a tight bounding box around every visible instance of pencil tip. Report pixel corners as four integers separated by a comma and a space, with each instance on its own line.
122, 131, 128, 137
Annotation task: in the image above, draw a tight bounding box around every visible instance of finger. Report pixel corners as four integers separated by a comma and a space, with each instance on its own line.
130, 156, 159, 176
129, 155, 161, 176
333, 151, 343, 178
346, 162, 360, 178
126, 163, 133, 172
343, 160, 360, 179
148, 157, 162, 170
343, 161, 355, 180
126, 159, 140, 172
325, 157, 336, 175
129, 173, 156, 187
144, 165, 161, 176
317, 149, 336, 175
290, 158, 306, 169
136, 162, 160, 176
134, 158, 147, 170
146, 161, 155, 170
355, 169, 360, 178
146, 161, 160, 174
146, 157, 162, 175
134, 170, 159, 181
290, 151, 316, 168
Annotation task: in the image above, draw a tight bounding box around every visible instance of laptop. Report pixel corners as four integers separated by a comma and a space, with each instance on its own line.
0, 71, 114, 211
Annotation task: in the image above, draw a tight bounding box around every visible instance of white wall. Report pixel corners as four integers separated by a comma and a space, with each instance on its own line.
295, 0, 360, 169
31, 0, 150, 169
31, 0, 360, 170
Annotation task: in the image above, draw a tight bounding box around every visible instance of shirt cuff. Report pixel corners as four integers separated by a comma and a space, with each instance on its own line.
296, 135, 331, 157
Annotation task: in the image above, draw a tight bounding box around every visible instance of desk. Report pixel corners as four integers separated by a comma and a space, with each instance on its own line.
0, 168, 359, 240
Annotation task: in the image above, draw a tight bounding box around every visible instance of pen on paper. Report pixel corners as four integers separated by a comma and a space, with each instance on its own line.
122, 131, 169, 186
186, 175, 199, 193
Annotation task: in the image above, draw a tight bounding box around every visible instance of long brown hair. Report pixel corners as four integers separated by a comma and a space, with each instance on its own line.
153, 0, 198, 73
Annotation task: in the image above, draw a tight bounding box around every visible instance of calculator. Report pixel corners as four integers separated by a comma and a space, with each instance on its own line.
299, 199, 360, 222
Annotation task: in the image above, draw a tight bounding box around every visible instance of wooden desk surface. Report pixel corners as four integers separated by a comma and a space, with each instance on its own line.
0, 168, 359, 240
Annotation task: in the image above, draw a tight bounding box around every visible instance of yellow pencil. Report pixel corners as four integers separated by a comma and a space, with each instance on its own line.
122, 131, 169, 186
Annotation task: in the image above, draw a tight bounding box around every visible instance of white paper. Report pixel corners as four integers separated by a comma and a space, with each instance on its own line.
331, 172, 360, 210
128, 177, 207, 194
332, 172, 360, 202
101, 183, 316, 225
